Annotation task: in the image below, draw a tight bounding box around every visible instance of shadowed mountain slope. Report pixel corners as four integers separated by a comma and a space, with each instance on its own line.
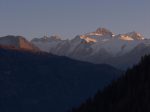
0, 47, 121, 112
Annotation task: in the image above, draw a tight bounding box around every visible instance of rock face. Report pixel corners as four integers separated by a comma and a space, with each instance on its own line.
0, 35, 39, 51
93, 27, 114, 36
31, 28, 149, 70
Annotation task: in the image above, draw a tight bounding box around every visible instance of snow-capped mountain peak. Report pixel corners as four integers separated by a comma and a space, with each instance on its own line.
83, 28, 114, 37
77, 28, 115, 43
93, 27, 114, 36
31, 35, 61, 43
126, 32, 144, 40
80, 35, 97, 43
115, 32, 144, 41
116, 34, 134, 41
31, 27, 148, 69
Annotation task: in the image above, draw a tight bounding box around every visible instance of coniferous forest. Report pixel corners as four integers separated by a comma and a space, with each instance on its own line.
71, 55, 150, 112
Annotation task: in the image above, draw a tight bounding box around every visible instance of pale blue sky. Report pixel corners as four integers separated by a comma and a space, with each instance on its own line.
0, 0, 150, 39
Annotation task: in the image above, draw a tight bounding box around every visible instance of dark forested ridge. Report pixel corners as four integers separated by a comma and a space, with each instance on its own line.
71, 55, 150, 112
0, 47, 121, 112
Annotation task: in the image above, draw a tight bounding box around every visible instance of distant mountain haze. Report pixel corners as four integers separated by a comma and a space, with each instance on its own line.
31, 28, 149, 70
0, 28, 150, 70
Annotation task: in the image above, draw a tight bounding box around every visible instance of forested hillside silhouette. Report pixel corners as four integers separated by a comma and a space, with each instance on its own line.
0, 47, 121, 112
71, 55, 150, 112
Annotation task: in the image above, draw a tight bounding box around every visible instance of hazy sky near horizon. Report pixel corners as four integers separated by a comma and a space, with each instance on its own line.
0, 0, 150, 40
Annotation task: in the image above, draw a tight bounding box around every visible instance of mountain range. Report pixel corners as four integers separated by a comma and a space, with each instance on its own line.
31, 28, 150, 70
0, 28, 150, 70
0, 28, 150, 112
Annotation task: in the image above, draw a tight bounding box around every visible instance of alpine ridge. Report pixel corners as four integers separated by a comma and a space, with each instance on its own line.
0, 35, 39, 51
31, 27, 150, 69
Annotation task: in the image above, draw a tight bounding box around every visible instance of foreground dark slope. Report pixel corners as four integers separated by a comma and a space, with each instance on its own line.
71, 55, 150, 112
0, 47, 121, 112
